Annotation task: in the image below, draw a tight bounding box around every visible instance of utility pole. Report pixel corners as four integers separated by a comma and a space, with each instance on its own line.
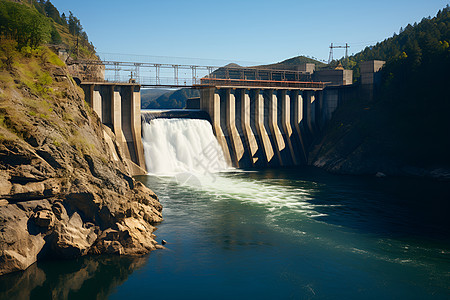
328, 43, 334, 64
328, 43, 350, 65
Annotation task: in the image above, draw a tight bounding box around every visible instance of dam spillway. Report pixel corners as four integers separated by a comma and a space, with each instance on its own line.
141, 118, 229, 175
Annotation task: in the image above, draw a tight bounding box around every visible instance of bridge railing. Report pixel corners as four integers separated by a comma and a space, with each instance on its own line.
70, 59, 323, 89
198, 78, 325, 90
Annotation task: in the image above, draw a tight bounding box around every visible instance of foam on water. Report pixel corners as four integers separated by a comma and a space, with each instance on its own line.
142, 118, 319, 218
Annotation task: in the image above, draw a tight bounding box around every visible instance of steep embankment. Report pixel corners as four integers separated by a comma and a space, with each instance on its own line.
309, 7, 450, 180
0, 46, 163, 275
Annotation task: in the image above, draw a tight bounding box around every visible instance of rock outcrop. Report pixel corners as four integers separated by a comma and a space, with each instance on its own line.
0, 48, 162, 276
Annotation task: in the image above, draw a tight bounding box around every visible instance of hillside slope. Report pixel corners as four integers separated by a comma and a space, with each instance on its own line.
308, 6, 450, 179
256, 55, 326, 69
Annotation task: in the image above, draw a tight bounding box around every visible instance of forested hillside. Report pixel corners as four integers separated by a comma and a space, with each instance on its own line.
0, 0, 95, 59
309, 6, 450, 179
341, 5, 450, 81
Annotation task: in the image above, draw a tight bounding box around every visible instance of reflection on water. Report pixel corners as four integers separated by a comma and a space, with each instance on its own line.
0, 256, 148, 300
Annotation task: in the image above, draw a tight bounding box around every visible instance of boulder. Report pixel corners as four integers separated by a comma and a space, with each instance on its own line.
0, 205, 46, 275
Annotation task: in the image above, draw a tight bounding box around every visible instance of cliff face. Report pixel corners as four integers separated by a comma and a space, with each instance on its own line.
0, 47, 162, 275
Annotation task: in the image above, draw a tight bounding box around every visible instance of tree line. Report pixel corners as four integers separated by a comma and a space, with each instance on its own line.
336, 5, 450, 83
0, 0, 90, 50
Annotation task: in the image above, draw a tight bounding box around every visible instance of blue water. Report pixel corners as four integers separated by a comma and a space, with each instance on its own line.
1, 168, 449, 299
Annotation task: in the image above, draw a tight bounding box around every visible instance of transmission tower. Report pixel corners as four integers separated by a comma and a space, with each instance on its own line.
328, 43, 349, 64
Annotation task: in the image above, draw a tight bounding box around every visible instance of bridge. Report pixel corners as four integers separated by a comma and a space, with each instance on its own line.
70, 58, 317, 88
74, 57, 381, 174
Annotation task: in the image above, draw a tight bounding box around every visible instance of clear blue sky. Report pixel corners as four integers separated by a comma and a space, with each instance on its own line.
51, 0, 449, 65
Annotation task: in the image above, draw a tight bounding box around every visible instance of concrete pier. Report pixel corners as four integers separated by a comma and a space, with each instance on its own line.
224, 89, 245, 167
199, 85, 332, 168
266, 89, 285, 166
237, 89, 259, 166
279, 90, 297, 165
200, 88, 232, 165
253, 89, 275, 165
81, 82, 146, 175
290, 91, 307, 164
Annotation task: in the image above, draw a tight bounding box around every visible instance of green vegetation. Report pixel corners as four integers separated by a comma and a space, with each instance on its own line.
0, 1, 51, 48
317, 5, 450, 171
0, 0, 95, 59
337, 5, 450, 82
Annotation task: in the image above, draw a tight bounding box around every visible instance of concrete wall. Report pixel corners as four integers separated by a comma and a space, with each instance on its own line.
199, 87, 340, 168
360, 60, 385, 85
80, 82, 146, 175
314, 69, 353, 86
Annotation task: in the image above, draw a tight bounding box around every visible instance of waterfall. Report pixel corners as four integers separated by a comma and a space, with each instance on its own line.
142, 118, 229, 175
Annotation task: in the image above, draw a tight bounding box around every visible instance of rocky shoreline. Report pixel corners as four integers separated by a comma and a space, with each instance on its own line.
0, 49, 162, 276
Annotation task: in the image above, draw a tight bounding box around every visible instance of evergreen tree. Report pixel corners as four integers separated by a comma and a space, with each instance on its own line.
68, 11, 82, 36
44, 0, 63, 25
0, 1, 51, 48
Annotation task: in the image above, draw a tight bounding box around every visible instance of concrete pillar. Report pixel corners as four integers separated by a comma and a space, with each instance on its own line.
79, 83, 147, 175
200, 88, 232, 166
225, 89, 245, 167
237, 89, 259, 166
252, 89, 274, 165
111, 86, 131, 161
291, 90, 307, 163
303, 90, 315, 136
315, 90, 324, 130
266, 89, 284, 166
279, 90, 298, 165
131, 85, 146, 171
92, 86, 102, 121
82, 84, 94, 107
101, 86, 112, 127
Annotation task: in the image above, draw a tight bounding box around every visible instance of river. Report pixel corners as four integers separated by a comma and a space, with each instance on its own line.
1, 118, 449, 299
2, 168, 448, 299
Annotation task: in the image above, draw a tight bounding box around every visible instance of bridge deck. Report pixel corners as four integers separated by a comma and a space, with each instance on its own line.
196, 78, 325, 90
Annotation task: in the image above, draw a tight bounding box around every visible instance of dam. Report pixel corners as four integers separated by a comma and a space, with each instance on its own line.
80, 79, 344, 173
79, 60, 381, 174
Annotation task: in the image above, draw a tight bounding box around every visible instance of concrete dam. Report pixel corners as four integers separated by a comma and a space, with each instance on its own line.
79, 60, 382, 174
81, 82, 341, 173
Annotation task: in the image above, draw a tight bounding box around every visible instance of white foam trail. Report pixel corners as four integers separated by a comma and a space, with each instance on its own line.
142, 118, 318, 217
142, 118, 229, 175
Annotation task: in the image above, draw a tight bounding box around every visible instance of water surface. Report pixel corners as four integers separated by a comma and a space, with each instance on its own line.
1, 168, 449, 299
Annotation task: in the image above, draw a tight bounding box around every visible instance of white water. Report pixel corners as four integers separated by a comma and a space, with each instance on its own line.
142, 118, 229, 175
142, 118, 320, 219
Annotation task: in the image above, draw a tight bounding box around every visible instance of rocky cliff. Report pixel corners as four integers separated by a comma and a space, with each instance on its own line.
0, 46, 162, 275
